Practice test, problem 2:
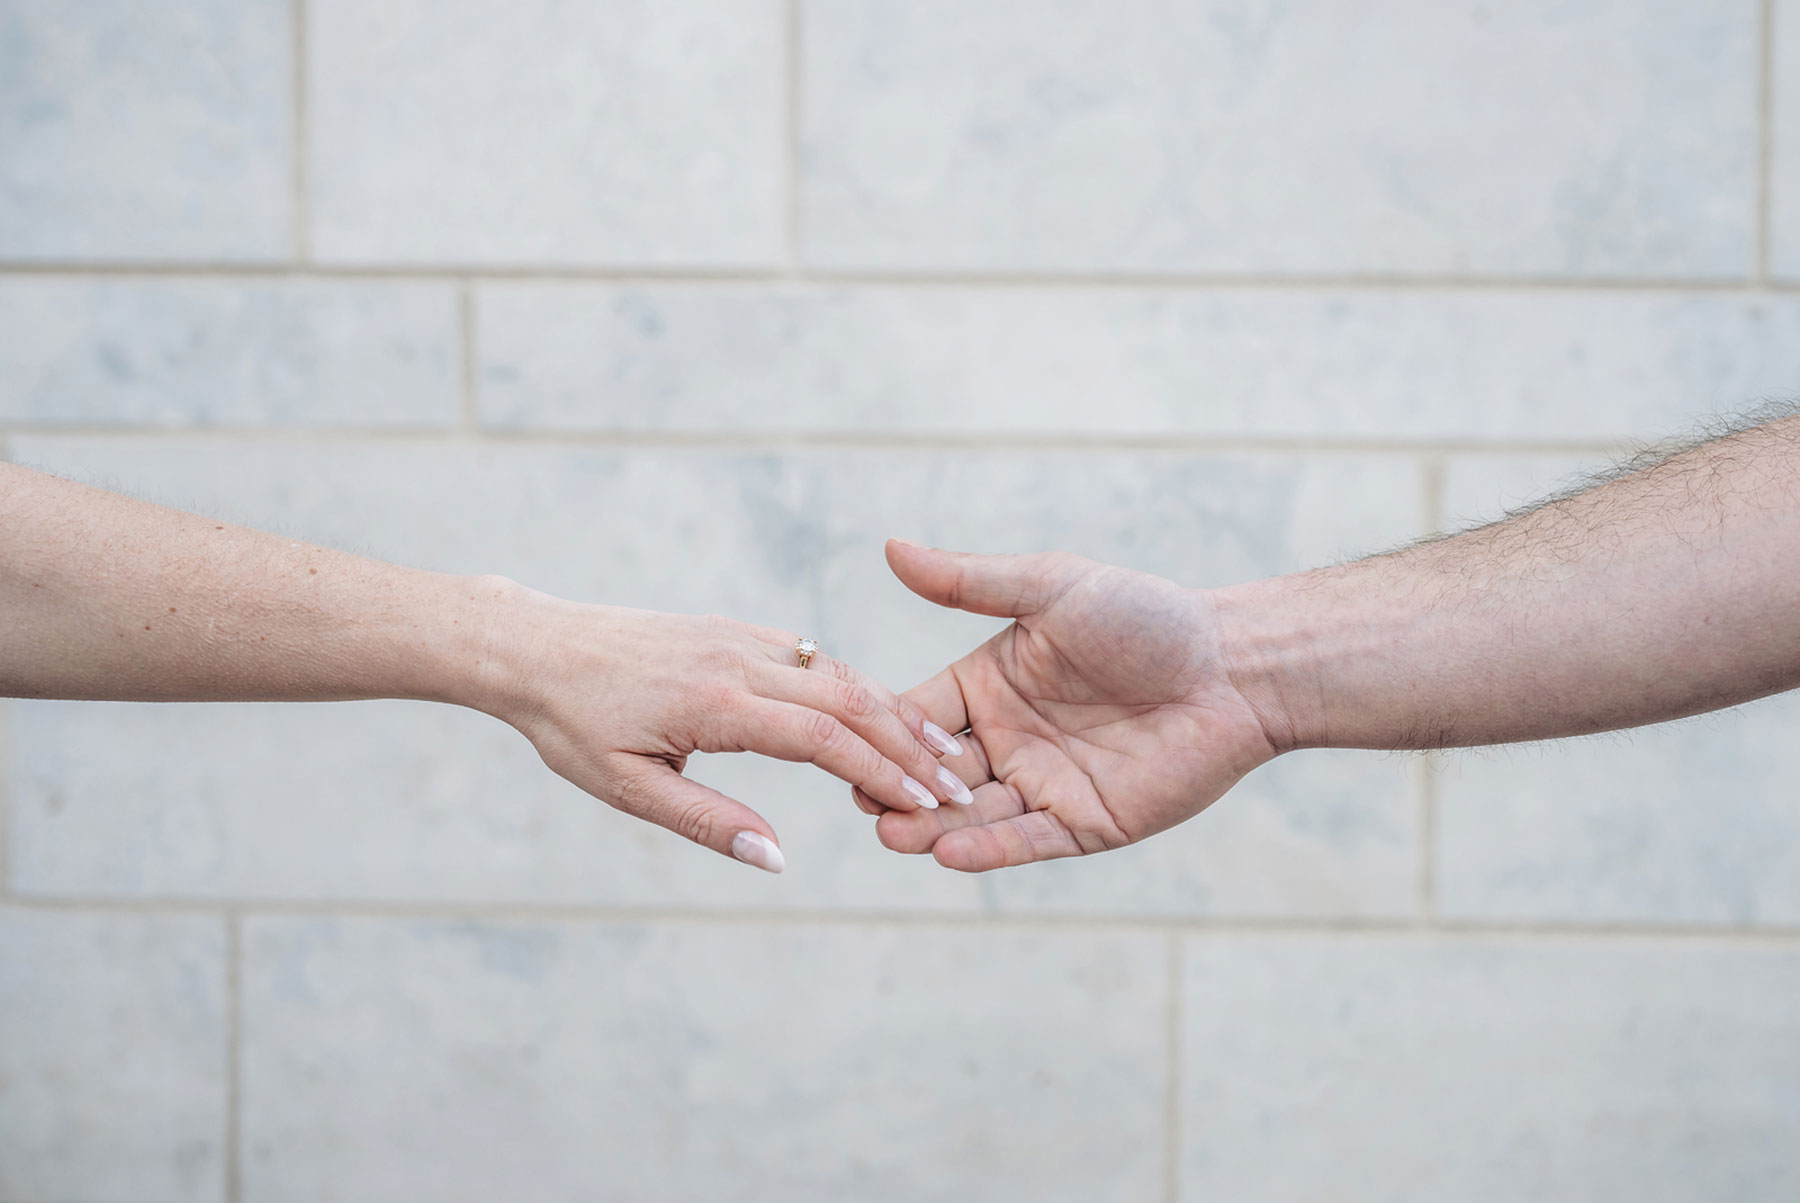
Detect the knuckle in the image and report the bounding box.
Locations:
[832,680,880,722]
[699,681,743,721]
[716,648,757,683]
[670,797,721,847]
[803,709,848,751]
[605,766,648,816]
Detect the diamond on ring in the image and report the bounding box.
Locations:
[795,637,819,669]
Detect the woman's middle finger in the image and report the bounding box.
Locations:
[750,655,972,806]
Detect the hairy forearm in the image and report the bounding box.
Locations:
[0,462,516,710]
[1218,415,1800,751]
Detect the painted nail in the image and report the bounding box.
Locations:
[902,776,939,810]
[937,766,975,806]
[731,831,786,874]
[922,720,965,757]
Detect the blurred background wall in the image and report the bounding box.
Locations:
[4,1,1800,1199]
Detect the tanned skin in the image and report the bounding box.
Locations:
[874,414,1800,873]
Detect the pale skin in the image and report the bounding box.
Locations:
[0,462,973,875]
[872,414,1800,873]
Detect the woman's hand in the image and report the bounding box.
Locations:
[472,579,969,873]
[0,464,961,874]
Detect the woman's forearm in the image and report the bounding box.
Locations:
[1218,415,1800,751]
[0,462,507,708]
[0,461,966,869]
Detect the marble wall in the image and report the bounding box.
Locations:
[4,2,1798,1199]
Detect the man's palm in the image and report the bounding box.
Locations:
[874,543,1277,872]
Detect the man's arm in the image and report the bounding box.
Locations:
[1,463,968,872]
[872,412,1800,872]
[1220,413,1800,753]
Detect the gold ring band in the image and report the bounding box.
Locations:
[795,637,819,669]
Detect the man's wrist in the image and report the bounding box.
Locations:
[1208,573,1332,755]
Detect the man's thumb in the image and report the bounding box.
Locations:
[884,539,1082,619]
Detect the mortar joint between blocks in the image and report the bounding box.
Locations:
[1757,0,1776,282]
[1163,930,1183,1203]
[783,0,804,277]
[0,429,9,901]
[225,909,244,1203]
[458,281,479,434]
[291,0,310,265]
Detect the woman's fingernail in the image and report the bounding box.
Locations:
[937,766,975,806]
[902,776,939,810]
[922,720,964,757]
[731,831,786,874]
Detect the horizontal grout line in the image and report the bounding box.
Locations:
[0,260,1796,294]
[0,424,1638,459]
[6,894,1800,944]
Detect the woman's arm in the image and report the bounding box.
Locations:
[0,462,969,873]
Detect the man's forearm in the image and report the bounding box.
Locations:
[1217,415,1800,751]
[0,462,511,710]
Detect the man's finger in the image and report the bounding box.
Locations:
[876,779,1024,854]
[931,810,1087,873]
[900,664,971,744]
[885,539,1088,619]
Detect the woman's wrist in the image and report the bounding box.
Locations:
[415,572,553,725]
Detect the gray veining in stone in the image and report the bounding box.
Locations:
[803,0,1757,277]
[242,917,1165,1202]
[0,0,291,261]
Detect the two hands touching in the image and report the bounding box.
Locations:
[1,461,1250,878]
[9,413,1800,876]
[477,539,1259,876]
[605,410,1800,875]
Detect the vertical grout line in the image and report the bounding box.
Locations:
[1163,932,1183,1203]
[225,911,244,1203]
[784,0,803,275]
[1420,453,1446,538]
[0,699,10,898]
[0,431,10,897]
[1758,0,1776,281]
[1414,753,1440,923]
[292,0,310,263]
[458,282,479,433]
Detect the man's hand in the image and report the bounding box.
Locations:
[872,417,1800,876]
[867,540,1278,873]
